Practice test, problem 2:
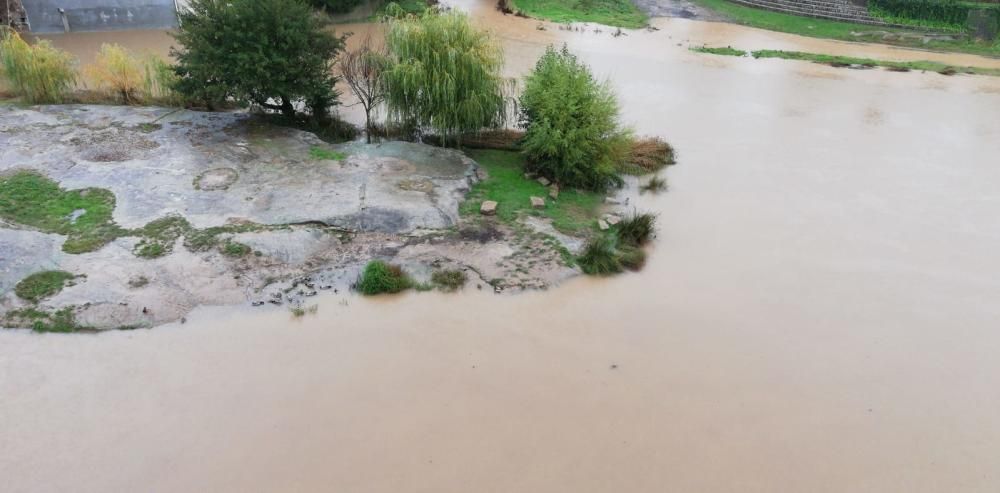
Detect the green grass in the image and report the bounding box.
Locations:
[309,146,347,161]
[509,0,648,28]
[220,240,252,257]
[460,150,604,236]
[690,0,1000,57]
[3,306,83,332]
[694,46,1000,76]
[0,171,123,253]
[375,0,428,18]
[14,271,76,302]
[356,260,413,295]
[577,235,623,275]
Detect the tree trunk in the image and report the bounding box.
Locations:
[280,96,295,118]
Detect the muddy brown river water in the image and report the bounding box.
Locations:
[5,2,1000,491]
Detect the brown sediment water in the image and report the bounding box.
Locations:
[5,3,1000,491]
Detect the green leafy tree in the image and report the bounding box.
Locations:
[383,11,512,141]
[519,45,630,191]
[171,0,345,118]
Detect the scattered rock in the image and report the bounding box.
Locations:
[604,214,621,225]
[537,177,551,187]
[480,200,498,216]
[605,197,622,205]
[598,219,609,231]
[530,196,545,209]
[549,185,559,200]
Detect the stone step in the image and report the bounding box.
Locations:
[729,0,890,25]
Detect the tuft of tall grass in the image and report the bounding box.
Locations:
[616,212,657,247]
[640,174,667,194]
[577,235,623,275]
[0,27,77,104]
[615,244,646,271]
[356,260,413,295]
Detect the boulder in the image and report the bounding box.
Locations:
[549,185,559,200]
[530,196,546,209]
[598,219,609,231]
[537,176,551,187]
[605,214,621,225]
[480,200,498,216]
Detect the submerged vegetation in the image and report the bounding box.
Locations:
[577,212,657,275]
[501,0,648,28]
[692,46,1000,76]
[356,260,414,295]
[431,269,468,291]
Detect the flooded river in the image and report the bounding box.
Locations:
[5,3,1000,491]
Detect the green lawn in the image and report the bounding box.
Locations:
[509,0,649,28]
[460,149,604,236]
[690,0,1000,57]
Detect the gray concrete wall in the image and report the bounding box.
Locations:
[23,0,178,33]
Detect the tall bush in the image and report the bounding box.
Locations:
[0,28,76,103]
[172,0,345,118]
[519,45,629,191]
[384,11,512,140]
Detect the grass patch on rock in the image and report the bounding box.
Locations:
[220,240,252,257]
[507,0,648,28]
[15,271,77,302]
[0,171,123,253]
[356,260,413,295]
[460,150,603,236]
[3,306,83,332]
[309,146,347,161]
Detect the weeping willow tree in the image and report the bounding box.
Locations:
[0,27,77,103]
[383,11,513,142]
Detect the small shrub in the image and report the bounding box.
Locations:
[431,269,467,291]
[0,28,77,103]
[15,271,76,302]
[577,235,622,275]
[616,212,657,246]
[356,260,413,295]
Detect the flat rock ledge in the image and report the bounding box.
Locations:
[0,105,589,330]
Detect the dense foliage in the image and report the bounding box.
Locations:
[0,28,76,103]
[306,0,365,13]
[172,0,345,118]
[384,11,512,140]
[519,45,629,191]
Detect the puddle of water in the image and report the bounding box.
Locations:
[6,4,1000,491]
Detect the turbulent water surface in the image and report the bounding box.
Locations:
[5,3,1000,491]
